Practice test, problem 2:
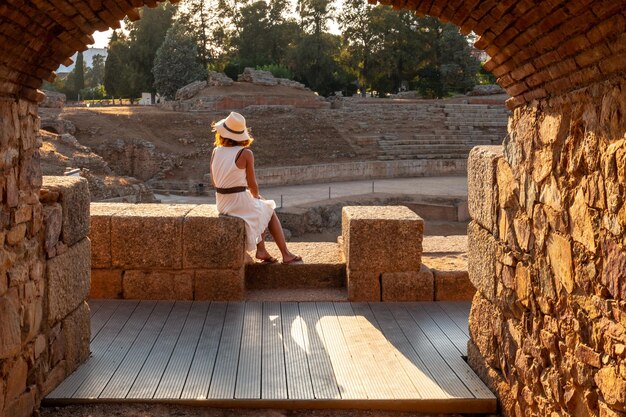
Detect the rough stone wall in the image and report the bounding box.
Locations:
[0,99,91,417]
[467,78,626,416]
[90,203,246,301]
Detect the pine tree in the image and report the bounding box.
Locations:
[153,23,207,100]
[104,30,131,102]
[74,52,85,97]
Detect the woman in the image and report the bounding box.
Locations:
[210,112,301,264]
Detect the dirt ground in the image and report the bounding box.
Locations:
[39,403,494,417]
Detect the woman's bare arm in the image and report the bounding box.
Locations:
[239,149,260,198]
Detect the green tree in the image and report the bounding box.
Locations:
[74,52,85,97]
[86,54,106,87]
[125,3,177,100]
[153,22,207,99]
[104,30,131,101]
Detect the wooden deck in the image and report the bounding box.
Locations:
[44,300,496,413]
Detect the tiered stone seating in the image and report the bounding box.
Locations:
[334,101,509,161]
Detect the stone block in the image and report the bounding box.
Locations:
[5,356,27,401]
[47,238,91,325]
[182,205,245,269]
[546,231,574,294]
[195,269,245,300]
[123,270,194,300]
[381,265,434,301]
[468,292,501,370]
[42,176,90,246]
[347,270,380,301]
[90,203,128,268]
[467,221,497,303]
[62,301,90,372]
[90,269,123,299]
[42,361,68,397]
[467,146,503,234]
[111,204,196,269]
[4,388,36,417]
[0,294,20,359]
[342,206,423,273]
[434,270,476,301]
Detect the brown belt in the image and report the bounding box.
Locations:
[216,186,247,194]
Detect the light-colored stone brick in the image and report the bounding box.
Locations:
[47,238,91,325]
[42,176,90,246]
[62,301,90,373]
[111,204,195,269]
[468,146,503,234]
[347,270,380,301]
[434,270,476,301]
[89,203,127,268]
[467,221,497,302]
[195,269,245,300]
[342,206,423,273]
[90,269,123,299]
[382,265,434,301]
[183,205,245,269]
[123,270,194,300]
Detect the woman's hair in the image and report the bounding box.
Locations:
[213,132,254,148]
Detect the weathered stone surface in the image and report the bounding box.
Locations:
[207,71,234,86]
[381,265,433,301]
[47,238,91,325]
[601,239,626,300]
[183,205,245,269]
[195,269,245,301]
[238,67,277,86]
[546,232,574,294]
[569,187,597,253]
[43,203,62,256]
[90,269,123,299]
[4,388,36,417]
[40,89,66,108]
[347,270,380,301]
[467,221,497,302]
[595,366,626,411]
[111,204,195,269]
[5,356,27,401]
[467,84,505,96]
[342,206,422,273]
[89,203,127,268]
[175,80,207,100]
[123,270,194,300]
[434,270,476,301]
[42,176,90,246]
[62,301,90,373]
[468,146,503,234]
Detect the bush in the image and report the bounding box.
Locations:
[256,64,293,79]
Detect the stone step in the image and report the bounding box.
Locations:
[377,154,469,160]
[246,288,348,301]
[381,147,473,155]
[245,242,346,290]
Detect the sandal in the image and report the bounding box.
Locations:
[282,255,303,265]
[256,256,278,264]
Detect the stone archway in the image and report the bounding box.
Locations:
[1,1,626,416]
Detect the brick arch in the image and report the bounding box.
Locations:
[1,0,625,107]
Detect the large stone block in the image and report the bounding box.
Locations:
[4,388,36,417]
[5,356,27,401]
[468,292,501,370]
[467,146,503,234]
[381,265,434,301]
[90,269,123,299]
[47,238,91,325]
[342,206,423,272]
[434,270,476,301]
[90,203,128,268]
[467,221,497,302]
[111,204,196,269]
[123,270,194,300]
[0,293,21,359]
[347,270,380,301]
[195,269,245,300]
[61,301,90,373]
[183,205,245,269]
[42,176,90,246]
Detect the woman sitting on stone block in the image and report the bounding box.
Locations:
[210,111,302,264]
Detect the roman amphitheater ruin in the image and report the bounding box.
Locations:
[1,1,625,417]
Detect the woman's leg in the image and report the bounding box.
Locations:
[267,212,299,262]
[255,234,273,261]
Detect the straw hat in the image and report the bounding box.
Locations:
[213,112,251,142]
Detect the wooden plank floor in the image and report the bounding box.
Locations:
[45,300,496,413]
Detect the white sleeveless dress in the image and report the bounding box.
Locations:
[211,146,276,251]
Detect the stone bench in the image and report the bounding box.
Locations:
[90,203,246,300]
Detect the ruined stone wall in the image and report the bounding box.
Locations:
[0,96,90,417]
[467,79,626,416]
[90,203,246,301]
